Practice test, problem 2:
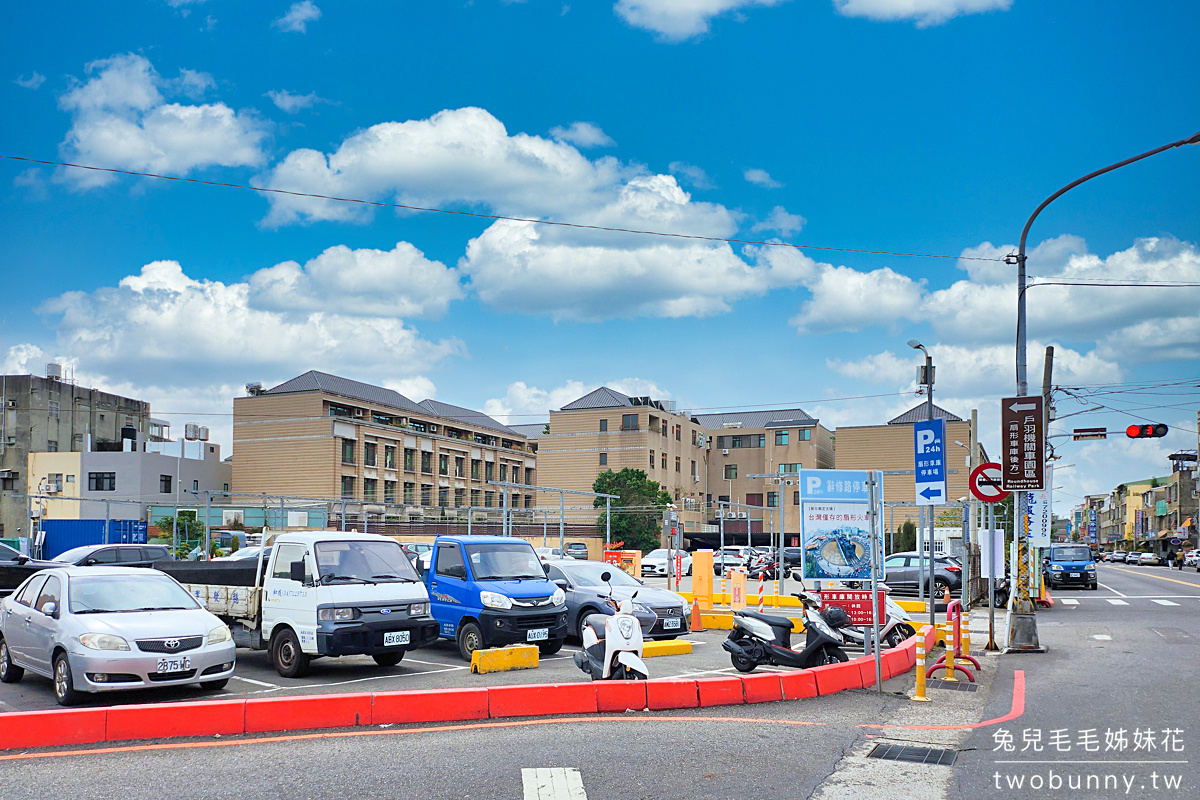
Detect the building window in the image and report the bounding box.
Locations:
[47,440,58,452]
[599,419,608,432]
[421,452,433,474]
[767,492,779,508]
[649,452,655,469]
[159,475,172,493]
[794,491,800,505]
[48,400,60,420]
[364,442,377,467]
[779,463,800,474]
[455,457,465,478]
[404,449,415,471]
[328,403,354,418]
[724,465,737,480]
[439,454,449,476]
[485,462,494,481]
[717,494,729,504]
[525,494,533,509]
[385,480,396,503]
[364,478,377,501]
[484,491,494,508]
[622,413,638,431]
[385,445,396,470]
[421,484,432,505]
[675,456,681,473]
[775,430,789,446]
[223,483,229,493]
[438,488,449,507]
[661,420,669,436]
[799,429,811,441]
[661,451,666,469]
[404,482,415,504]
[746,493,763,507]
[192,480,199,491]
[675,425,681,441]
[599,453,608,467]
[341,438,355,464]
[500,464,508,482]
[471,489,480,506]
[341,476,355,499]
[691,460,697,478]
[471,459,481,480]
[455,488,465,506]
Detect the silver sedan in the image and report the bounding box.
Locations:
[0,566,236,705]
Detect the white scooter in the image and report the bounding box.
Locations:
[572,574,650,680]
[837,589,916,650]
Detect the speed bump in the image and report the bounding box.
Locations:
[642,639,693,657]
[470,644,539,674]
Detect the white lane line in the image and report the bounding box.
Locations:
[1152,599,1180,606]
[231,675,279,688]
[1099,583,1127,597]
[1093,634,1112,641]
[1060,599,1079,606]
[522,767,588,800]
[1105,599,1129,606]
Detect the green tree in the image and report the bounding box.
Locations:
[155,515,208,559]
[592,468,671,553]
[892,520,917,553]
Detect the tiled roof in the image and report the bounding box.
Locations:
[265,371,424,413]
[417,399,516,436]
[560,386,633,411]
[694,409,817,430]
[887,403,964,425]
[508,423,548,440]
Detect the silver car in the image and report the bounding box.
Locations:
[0,566,236,706]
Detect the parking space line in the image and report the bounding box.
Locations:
[1098,583,1127,597]
[231,676,279,688]
[522,767,588,800]
[1060,599,1079,606]
[1152,599,1179,606]
[1105,599,1129,606]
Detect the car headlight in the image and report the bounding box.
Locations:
[207,624,232,645]
[78,633,130,651]
[1050,565,1063,571]
[1085,565,1096,571]
[551,588,565,606]
[317,607,360,622]
[480,591,512,610]
[409,602,428,616]
[632,602,651,614]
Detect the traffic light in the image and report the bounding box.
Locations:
[1126,423,1168,439]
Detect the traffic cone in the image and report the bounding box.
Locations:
[943,585,951,606]
[690,597,703,631]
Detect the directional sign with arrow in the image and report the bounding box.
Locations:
[1000,395,1045,491]
[969,462,1010,503]
[913,418,947,506]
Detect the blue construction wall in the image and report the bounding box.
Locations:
[41,519,149,559]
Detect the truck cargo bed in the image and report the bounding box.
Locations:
[155,559,267,588]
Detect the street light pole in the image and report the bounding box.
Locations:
[1004,129,1200,651]
[909,340,935,627]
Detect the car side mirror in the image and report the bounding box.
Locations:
[289,560,306,583]
[85,558,98,566]
[553,579,569,589]
[41,601,58,617]
[15,555,28,565]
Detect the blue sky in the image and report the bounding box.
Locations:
[3,0,1198,517]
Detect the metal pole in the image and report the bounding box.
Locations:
[888,504,893,556]
[279,496,285,534]
[917,506,925,603]
[559,492,565,554]
[104,499,111,544]
[719,502,726,594]
[928,503,936,630]
[605,497,611,549]
[987,501,998,650]
[468,505,473,537]
[172,502,178,556]
[868,472,882,692]
[204,490,211,560]
[542,509,547,547]
[341,500,346,531]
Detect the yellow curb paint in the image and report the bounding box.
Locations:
[642,640,693,658]
[470,644,539,674]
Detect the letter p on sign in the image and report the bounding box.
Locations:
[807,477,822,495]
[916,430,935,452]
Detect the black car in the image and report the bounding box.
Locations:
[0,541,57,598]
[51,543,174,569]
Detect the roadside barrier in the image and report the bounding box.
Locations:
[470,644,539,675]
[0,641,922,751]
[641,640,692,657]
[929,600,979,682]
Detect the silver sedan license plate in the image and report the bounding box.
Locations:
[156,656,191,673]
[526,628,548,642]
[663,617,681,630]
[383,631,410,647]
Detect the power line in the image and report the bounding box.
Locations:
[2,154,1006,263]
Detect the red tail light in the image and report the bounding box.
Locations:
[944,565,961,572]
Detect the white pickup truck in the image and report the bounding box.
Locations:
[156,530,438,677]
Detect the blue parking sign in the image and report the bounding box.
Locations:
[913,418,946,505]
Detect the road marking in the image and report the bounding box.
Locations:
[1098,583,1127,597]
[231,676,278,688]
[1152,599,1180,606]
[1106,567,1200,589]
[1105,599,1129,606]
[522,767,588,799]
[1093,635,1112,641]
[1060,599,1079,606]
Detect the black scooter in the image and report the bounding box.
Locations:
[722,590,850,672]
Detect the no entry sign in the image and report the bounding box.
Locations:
[969,462,1010,503]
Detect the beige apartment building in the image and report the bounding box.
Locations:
[834,403,977,527]
[233,371,535,518]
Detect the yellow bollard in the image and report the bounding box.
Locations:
[962,610,972,657]
[942,638,959,682]
[912,639,931,702]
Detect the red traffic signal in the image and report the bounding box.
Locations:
[1126,423,1168,439]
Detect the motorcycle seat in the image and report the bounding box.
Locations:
[737,610,795,630]
[582,614,609,638]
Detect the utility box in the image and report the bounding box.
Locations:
[603,549,641,578]
[691,550,714,609]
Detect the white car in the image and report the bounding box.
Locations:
[1138,552,1161,566]
[641,549,693,577]
[1184,550,1200,568]
[534,547,564,562]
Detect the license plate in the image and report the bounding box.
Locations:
[663,617,681,630]
[526,628,548,642]
[156,656,190,673]
[383,631,410,647]
[1069,572,1079,577]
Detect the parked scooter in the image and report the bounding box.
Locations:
[723,590,850,672]
[838,590,916,650]
[572,571,650,681]
[990,573,1010,608]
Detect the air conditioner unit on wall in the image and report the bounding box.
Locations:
[354,409,364,418]
[737,511,747,519]
[722,449,729,456]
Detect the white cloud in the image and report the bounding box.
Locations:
[614,0,789,41]
[248,242,463,318]
[743,167,781,188]
[274,1,321,33]
[826,350,912,385]
[57,54,267,188]
[36,259,464,393]
[2,343,46,373]
[265,89,326,113]
[15,72,46,90]
[483,378,672,424]
[168,68,215,100]
[833,0,1011,27]
[549,121,615,148]
[789,265,925,332]
[13,168,48,199]
[752,205,805,236]
[668,161,714,190]
[384,376,438,402]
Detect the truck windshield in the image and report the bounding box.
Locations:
[464,543,546,581]
[314,540,421,584]
[1051,547,1092,562]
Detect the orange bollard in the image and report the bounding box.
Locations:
[690,598,703,632]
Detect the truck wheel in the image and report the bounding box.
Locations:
[271,628,310,678]
[372,652,404,667]
[457,622,483,661]
[538,639,563,656]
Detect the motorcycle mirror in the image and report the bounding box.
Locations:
[600,570,612,583]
